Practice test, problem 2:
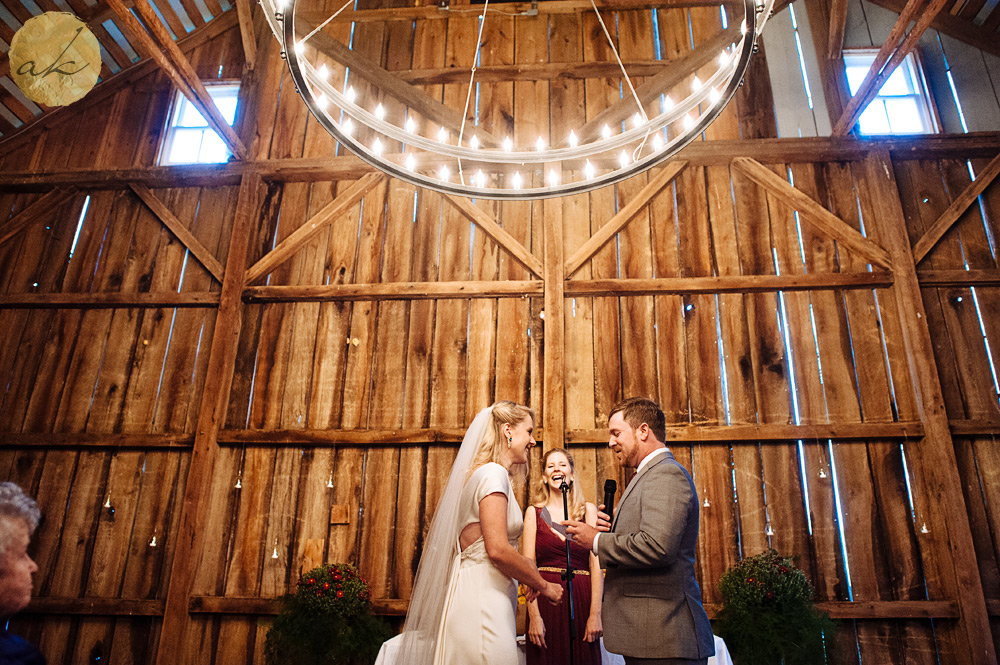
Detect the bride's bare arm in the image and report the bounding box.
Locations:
[480,493,563,605]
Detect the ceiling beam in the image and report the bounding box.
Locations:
[234,0,258,69]
[831,0,949,137]
[105,0,247,159]
[0,187,77,247]
[867,0,1000,59]
[443,194,545,278]
[827,0,849,59]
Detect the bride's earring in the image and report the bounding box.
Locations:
[507,437,512,448]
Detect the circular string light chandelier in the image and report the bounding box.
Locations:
[261,0,775,199]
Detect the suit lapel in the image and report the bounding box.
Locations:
[611,449,674,531]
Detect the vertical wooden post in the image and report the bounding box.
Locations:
[864,150,995,664]
[155,172,262,662]
[543,172,565,453]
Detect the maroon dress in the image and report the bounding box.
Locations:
[526,506,601,665]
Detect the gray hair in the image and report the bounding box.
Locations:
[0,482,40,560]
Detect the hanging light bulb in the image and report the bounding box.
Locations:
[473,170,486,187]
[438,127,448,142]
[718,51,731,67]
[652,132,664,150]
[619,151,630,168]
[631,112,643,128]
[469,135,480,150]
[662,95,674,111]
[318,64,329,80]
[535,136,546,151]
[294,41,304,55]
[372,138,383,156]
[709,88,722,105]
[568,130,578,147]
[317,93,328,110]
[584,160,595,179]
[345,86,356,103]
[405,153,416,170]
[342,118,354,137]
[683,113,695,130]
[601,124,612,140]
[375,103,386,120]
[547,169,559,186]
[503,136,513,152]
[692,76,703,91]
[512,171,522,190]
[405,116,416,133]
[439,165,450,181]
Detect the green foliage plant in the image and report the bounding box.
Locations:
[714,550,835,665]
[265,563,392,665]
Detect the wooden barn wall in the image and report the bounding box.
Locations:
[0,5,999,665]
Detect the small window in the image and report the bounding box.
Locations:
[159,83,240,165]
[843,49,938,135]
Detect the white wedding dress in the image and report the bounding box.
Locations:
[433,462,524,665]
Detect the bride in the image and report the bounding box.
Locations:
[398,401,563,665]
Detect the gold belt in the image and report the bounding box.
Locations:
[538,566,590,575]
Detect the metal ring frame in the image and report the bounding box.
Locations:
[265,0,766,200]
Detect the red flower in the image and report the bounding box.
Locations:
[747,577,755,583]
[307,578,316,585]
[323,582,331,590]
[333,573,342,581]
[337,590,344,598]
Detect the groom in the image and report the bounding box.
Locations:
[565,397,714,665]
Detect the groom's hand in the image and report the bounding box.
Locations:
[595,504,612,531]
[562,520,599,550]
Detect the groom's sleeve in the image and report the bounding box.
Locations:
[596,463,691,569]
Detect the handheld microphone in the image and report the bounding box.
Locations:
[603,479,617,522]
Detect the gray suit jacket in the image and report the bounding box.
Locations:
[597,450,714,660]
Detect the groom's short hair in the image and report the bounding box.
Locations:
[610,397,666,443]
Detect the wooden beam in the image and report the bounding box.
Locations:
[398,59,710,86]
[567,421,923,443]
[565,272,893,296]
[244,280,544,302]
[0,292,219,308]
[443,194,545,278]
[543,173,565,453]
[24,598,165,616]
[7,135,1000,190]
[917,269,1000,287]
[156,172,262,660]
[234,0,257,69]
[832,0,949,137]
[867,0,1000,59]
[245,172,383,284]
[827,0,849,59]
[732,157,892,268]
[950,419,1000,437]
[576,30,736,144]
[912,152,1000,264]
[0,188,77,247]
[105,0,247,159]
[215,420,923,447]
[705,600,959,620]
[188,595,407,615]
[301,23,503,148]
[864,149,995,663]
[564,161,687,276]
[0,432,194,449]
[130,184,226,281]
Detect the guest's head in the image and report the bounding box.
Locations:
[608,397,667,468]
[0,482,40,618]
[532,448,585,520]
[472,401,536,472]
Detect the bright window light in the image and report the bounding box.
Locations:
[160,83,240,165]
[843,50,938,136]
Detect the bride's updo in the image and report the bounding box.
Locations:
[469,400,535,474]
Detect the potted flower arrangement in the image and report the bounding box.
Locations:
[713,550,835,665]
[265,563,392,665]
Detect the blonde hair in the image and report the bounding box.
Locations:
[531,448,586,521]
[470,400,535,479]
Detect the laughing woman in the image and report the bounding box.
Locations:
[523,448,603,665]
